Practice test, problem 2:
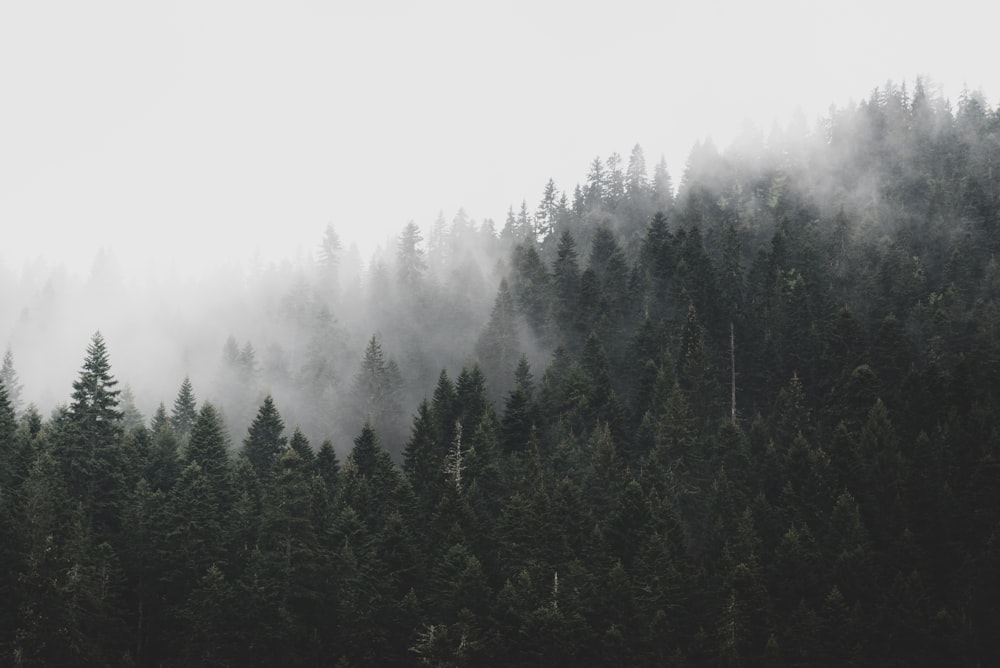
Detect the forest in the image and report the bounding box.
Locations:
[1,79,999,666]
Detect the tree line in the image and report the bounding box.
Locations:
[1,78,999,665]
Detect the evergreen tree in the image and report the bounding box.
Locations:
[318,223,343,298]
[1,347,23,415]
[397,220,426,288]
[652,156,674,213]
[172,376,198,442]
[186,402,232,504]
[536,178,559,239]
[242,395,287,480]
[402,400,444,515]
[288,428,315,469]
[501,356,537,454]
[0,375,17,490]
[552,230,582,339]
[315,439,340,493]
[60,331,125,535]
[150,402,170,434]
[476,278,521,399]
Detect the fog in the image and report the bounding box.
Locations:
[2,1,996,457]
[3,72,997,459]
[2,1,995,280]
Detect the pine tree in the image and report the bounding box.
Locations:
[161,461,228,601]
[511,241,551,338]
[120,384,145,432]
[402,400,443,513]
[605,151,626,204]
[186,402,231,504]
[149,402,170,434]
[0,374,17,490]
[315,439,340,493]
[318,223,342,298]
[60,331,125,535]
[652,156,674,213]
[476,278,521,399]
[352,334,403,453]
[431,369,459,448]
[553,230,582,338]
[1,347,23,415]
[586,156,606,209]
[288,428,315,470]
[172,376,198,442]
[536,178,559,240]
[626,144,649,199]
[242,395,287,480]
[342,422,401,531]
[397,220,426,288]
[251,448,323,661]
[502,356,537,454]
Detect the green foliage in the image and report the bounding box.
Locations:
[242,395,287,480]
[171,376,198,442]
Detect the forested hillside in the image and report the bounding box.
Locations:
[2,80,999,666]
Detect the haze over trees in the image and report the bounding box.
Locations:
[2,79,1000,665]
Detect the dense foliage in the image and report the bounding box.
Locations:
[2,81,999,665]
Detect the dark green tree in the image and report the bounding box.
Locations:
[242,395,287,480]
[185,402,232,505]
[1,347,23,415]
[476,278,521,399]
[60,331,125,535]
[171,376,198,442]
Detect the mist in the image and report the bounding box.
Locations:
[1,210,533,458]
[4,73,1000,664]
[4,77,996,458]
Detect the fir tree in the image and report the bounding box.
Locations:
[172,376,198,442]
[1,347,23,415]
[60,332,125,535]
[242,395,287,480]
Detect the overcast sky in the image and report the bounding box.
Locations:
[1,0,995,281]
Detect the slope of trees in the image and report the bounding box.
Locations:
[1,80,1000,665]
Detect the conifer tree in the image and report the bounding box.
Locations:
[288,428,315,469]
[172,376,198,442]
[476,278,521,399]
[343,422,401,531]
[403,400,443,513]
[501,356,537,453]
[315,439,340,493]
[536,179,559,239]
[430,369,458,448]
[186,402,231,504]
[1,347,23,415]
[242,395,287,480]
[149,402,170,434]
[0,376,16,489]
[553,230,581,337]
[397,220,426,288]
[318,223,342,298]
[652,156,674,213]
[61,332,125,534]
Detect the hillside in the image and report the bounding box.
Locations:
[1,80,999,665]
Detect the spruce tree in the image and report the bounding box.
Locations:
[242,395,287,480]
[172,376,198,442]
[476,278,521,399]
[0,376,16,489]
[186,402,231,504]
[61,331,125,535]
[1,347,23,415]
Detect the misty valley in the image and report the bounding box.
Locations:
[2,80,1000,666]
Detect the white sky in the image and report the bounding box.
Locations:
[1,0,995,281]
